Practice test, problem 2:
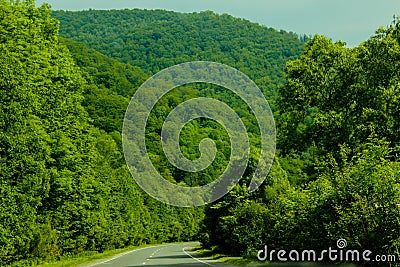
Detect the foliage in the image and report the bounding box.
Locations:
[52,8,305,112]
[0,1,203,265]
[201,18,400,263]
[3,0,399,265]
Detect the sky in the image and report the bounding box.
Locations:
[35,0,400,47]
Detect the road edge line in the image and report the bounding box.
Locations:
[83,244,170,267]
[183,246,215,266]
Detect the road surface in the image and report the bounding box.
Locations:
[82,242,234,267]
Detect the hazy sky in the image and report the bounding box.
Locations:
[36,0,400,47]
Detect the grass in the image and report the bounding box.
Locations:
[192,247,268,266]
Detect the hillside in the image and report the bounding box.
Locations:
[53,9,306,108]
[57,10,306,189]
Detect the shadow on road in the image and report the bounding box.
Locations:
[126,264,216,267]
[125,262,357,267]
[125,264,356,267]
[149,254,191,259]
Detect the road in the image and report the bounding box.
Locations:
[82,242,234,267]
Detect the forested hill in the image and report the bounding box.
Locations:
[53,9,306,104]
[52,9,308,192]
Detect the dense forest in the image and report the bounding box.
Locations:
[1,0,400,266]
[54,8,305,192]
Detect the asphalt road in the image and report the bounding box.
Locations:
[82,242,234,267]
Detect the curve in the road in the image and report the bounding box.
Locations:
[80,242,233,267]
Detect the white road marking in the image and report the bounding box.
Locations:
[84,244,170,266]
[183,247,215,266]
